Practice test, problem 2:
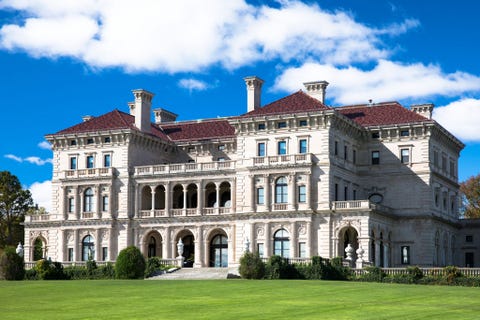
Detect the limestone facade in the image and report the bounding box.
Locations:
[24,77,479,268]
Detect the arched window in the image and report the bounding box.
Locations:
[275,177,288,203]
[82,235,95,261]
[148,236,156,258]
[210,234,228,267]
[273,229,290,258]
[84,188,94,212]
[33,238,44,261]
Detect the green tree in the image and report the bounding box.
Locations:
[0,171,34,247]
[460,174,480,218]
[115,246,146,279]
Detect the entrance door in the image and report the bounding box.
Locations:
[182,235,195,267]
[210,235,228,267]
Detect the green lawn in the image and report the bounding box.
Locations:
[0,280,479,319]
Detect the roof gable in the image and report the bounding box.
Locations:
[242,90,331,117]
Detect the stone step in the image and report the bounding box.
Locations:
[147,267,239,280]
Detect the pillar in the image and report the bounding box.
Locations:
[151,186,156,214]
[163,227,170,259]
[288,174,296,210]
[264,223,271,257]
[231,177,237,213]
[165,182,171,216]
[290,221,297,258]
[197,181,203,215]
[74,229,80,261]
[96,185,102,219]
[95,229,102,261]
[182,184,187,215]
[265,174,271,212]
[194,226,203,267]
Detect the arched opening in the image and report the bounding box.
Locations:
[154,185,165,210]
[172,184,184,209]
[209,232,228,267]
[379,232,384,267]
[82,235,95,261]
[273,228,290,258]
[205,183,216,207]
[145,231,162,258]
[186,184,198,208]
[33,237,45,261]
[370,230,376,265]
[275,177,288,203]
[176,230,194,267]
[141,186,152,210]
[219,182,231,207]
[84,188,94,212]
[339,226,358,260]
[434,231,440,266]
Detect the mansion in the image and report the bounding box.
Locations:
[24,76,478,268]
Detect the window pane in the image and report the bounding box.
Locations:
[275,177,288,203]
[86,156,94,168]
[257,188,264,204]
[278,141,287,155]
[70,157,77,170]
[258,143,265,157]
[298,185,306,203]
[372,151,380,165]
[299,139,307,154]
[401,149,409,163]
[104,154,111,167]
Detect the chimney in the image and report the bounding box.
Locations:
[82,115,94,122]
[244,76,264,112]
[303,81,329,104]
[131,89,154,133]
[153,108,178,124]
[410,103,434,119]
[128,102,135,116]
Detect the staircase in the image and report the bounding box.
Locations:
[147,267,239,280]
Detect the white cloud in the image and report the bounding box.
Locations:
[0,0,417,72]
[38,141,52,150]
[433,98,480,142]
[273,60,480,105]
[178,78,208,91]
[4,154,52,165]
[29,180,51,212]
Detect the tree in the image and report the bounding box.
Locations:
[115,246,146,279]
[0,171,33,247]
[460,174,480,218]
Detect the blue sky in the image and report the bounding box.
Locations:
[0,0,479,210]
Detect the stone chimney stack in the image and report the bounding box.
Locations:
[153,108,178,124]
[132,89,154,133]
[244,76,264,112]
[410,103,434,119]
[303,81,329,104]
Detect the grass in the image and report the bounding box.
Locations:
[1,280,480,319]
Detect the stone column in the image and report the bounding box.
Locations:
[375,240,381,267]
[194,226,203,268]
[290,221,297,258]
[183,184,188,215]
[151,186,156,214]
[249,223,255,253]
[197,181,203,215]
[264,174,271,212]
[163,227,170,258]
[215,183,220,214]
[75,187,80,220]
[96,185,102,219]
[264,223,271,257]
[62,186,67,220]
[289,174,297,210]
[249,175,256,212]
[165,182,171,216]
[231,177,237,213]
[95,229,102,261]
[306,221,312,257]
[306,172,312,210]
[134,183,140,218]
[74,229,80,262]
[384,243,389,268]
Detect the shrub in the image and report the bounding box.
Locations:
[357,266,385,282]
[264,255,298,279]
[407,266,424,282]
[443,266,462,285]
[115,246,146,279]
[239,252,265,279]
[0,246,25,280]
[86,259,97,276]
[64,263,115,280]
[145,257,164,278]
[35,259,66,280]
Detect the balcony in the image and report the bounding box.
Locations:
[63,167,114,179]
[135,161,236,176]
[331,200,390,212]
[252,153,312,167]
[137,207,232,218]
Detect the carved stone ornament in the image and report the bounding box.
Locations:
[298,224,306,235]
[256,227,264,237]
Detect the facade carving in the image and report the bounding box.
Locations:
[23,77,480,268]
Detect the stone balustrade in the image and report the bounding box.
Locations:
[63,167,114,179]
[252,153,312,166]
[135,160,236,176]
[137,207,232,218]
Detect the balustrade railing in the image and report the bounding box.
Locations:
[135,161,236,176]
[252,153,312,167]
[63,167,114,179]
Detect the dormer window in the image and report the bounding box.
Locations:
[277,121,287,129]
[258,123,266,130]
[400,130,410,137]
[299,120,308,127]
[218,145,225,151]
[371,132,380,139]
[104,137,111,143]
[70,140,77,146]
[87,138,94,144]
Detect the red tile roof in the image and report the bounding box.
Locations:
[159,119,235,142]
[241,90,331,117]
[337,102,432,127]
[54,109,170,140]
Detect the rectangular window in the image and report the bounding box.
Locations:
[70,140,77,146]
[257,243,264,257]
[86,155,94,168]
[372,151,380,165]
[298,185,306,203]
[334,141,338,155]
[371,131,380,139]
[353,189,357,201]
[102,196,109,212]
[465,252,474,267]
[344,186,348,201]
[87,138,94,144]
[104,137,111,143]
[466,235,473,243]
[257,187,265,205]
[401,246,410,264]
[299,120,307,127]
[442,155,447,171]
[277,121,287,129]
[258,123,266,130]
[102,247,108,261]
[104,154,111,167]
[401,149,410,164]
[218,144,225,151]
[344,145,348,160]
[278,141,287,155]
[450,161,455,176]
[257,142,266,157]
[353,149,356,164]
[334,183,339,201]
[68,197,74,213]
[400,130,410,137]
[433,150,439,166]
[299,242,307,258]
[68,248,74,262]
[299,139,307,154]
[70,157,77,170]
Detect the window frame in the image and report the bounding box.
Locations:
[299,139,307,154]
[298,185,306,203]
[84,188,94,212]
[257,187,265,205]
[86,155,95,169]
[400,148,410,164]
[275,177,288,204]
[257,142,266,157]
[371,151,380,165]
[277,140,287,155]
